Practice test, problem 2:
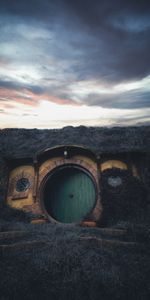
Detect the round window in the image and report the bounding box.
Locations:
[16,178,30,192]
[108,176,122,187]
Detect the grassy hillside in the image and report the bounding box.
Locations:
[0,215,150,300]
[0,126,150,299]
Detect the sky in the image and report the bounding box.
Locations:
[0,0,150,128]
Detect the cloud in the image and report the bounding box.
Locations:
[83,90,150,109]
[0,0,150,83]
[0,81,79,108]
[0,0,149,128]
[0,79,44,94]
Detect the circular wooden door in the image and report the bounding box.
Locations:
[43,166,96,223]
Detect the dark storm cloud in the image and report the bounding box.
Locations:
[0,0,59,18]
[1,0,150,83]
[0,0,150,127]
[64,0,150,27]
[112,115,150,126]
[0,79,44,95]
[1,0,150,20]
[84,90,150,109]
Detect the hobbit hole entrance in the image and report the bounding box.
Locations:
[5,144,146,225]
[42,166,97,223]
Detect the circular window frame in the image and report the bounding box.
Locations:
[15,177,30,192]
[107,176,123,188]
[39,164,98,224]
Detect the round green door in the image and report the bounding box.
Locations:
[43,166,96,223]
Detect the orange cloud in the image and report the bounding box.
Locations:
[0,88,39,107]
[0,87,80,108]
